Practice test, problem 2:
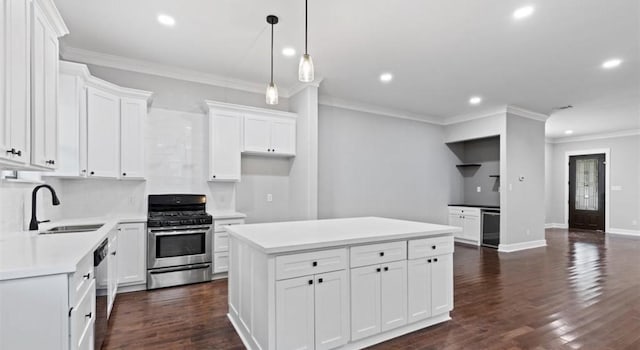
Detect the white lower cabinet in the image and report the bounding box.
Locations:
[448,207,481,244]
[107,231,118,317]
[117,223,146,286]
[351,260,407,341]
[276,270,349,350]
[408,254,453,322]
[70,279,96,350]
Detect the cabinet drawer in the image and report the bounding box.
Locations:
[71,279,96,350]
[408,236,454,259]
[214,219,245,232]
[69,252,94,306]
[276,248,347,280]
[214,232,229,252]
[448,207,480,216]
[350,241,407,268]
[213,252,229,273]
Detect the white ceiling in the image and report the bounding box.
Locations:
[54,0,639,136]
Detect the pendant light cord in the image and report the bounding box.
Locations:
[270,21,274,84]
[305,0,308,54]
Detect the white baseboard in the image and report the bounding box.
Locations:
[498,240,547,252]
[608,228,640,238]
[545,223,568,229]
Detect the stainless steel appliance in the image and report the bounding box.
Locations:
[147,194,213,289]
[481,209,500,248]
[94,239,109,350]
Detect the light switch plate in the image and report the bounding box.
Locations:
[476,186,481,192]
[267,193,273,202]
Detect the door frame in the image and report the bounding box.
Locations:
[563,149,610,232]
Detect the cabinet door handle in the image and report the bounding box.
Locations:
[83,272,91,280]
[312,261,318,267]
[122,173,127,177]
[427,259,432,263]
[384,267,389,271]
[85,312,92,319]
[111,251,117,256]
[318,278,323,283]
[90,171,95,175]
[81,169,87,173]
[432,245,436,249]
[308,279,313,285]
[376,268,381,272]
[379,252,385,257]
[15,149,22,156]
[212,175,216,179]
[5,149,13,154]
[272,149,276,152]
[434,258,438,262]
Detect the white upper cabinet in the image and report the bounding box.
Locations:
[208,110,242,182]
[51,61,151,180]
[1,0,67,170]
[120,97,148,179]
[31,0,59,169]
[243,114,296,156]
[87,87,120,178]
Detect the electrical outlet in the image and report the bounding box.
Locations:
[267,194,273,202]
[476,186,481,193]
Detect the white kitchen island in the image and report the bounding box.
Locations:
[225,216,461,350]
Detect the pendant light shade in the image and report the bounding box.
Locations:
[298,0,314,82]
[266,15,279,105]
[299,54,314,83]
[266,82,278,105]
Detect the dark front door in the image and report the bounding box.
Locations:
[569,154,605,231]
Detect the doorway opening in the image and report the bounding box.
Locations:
[568,154,605,231]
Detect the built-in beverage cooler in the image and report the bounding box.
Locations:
[482,209,500,248]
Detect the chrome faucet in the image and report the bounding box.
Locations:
[29,184,60,231]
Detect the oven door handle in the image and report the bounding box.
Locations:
[149,229,209,236]
[149,263,211,274]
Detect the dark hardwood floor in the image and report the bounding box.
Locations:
[104,229,640,349]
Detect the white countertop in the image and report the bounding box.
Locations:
[208,211,247,220]
[226,216,461,254]
[0,215,146,281]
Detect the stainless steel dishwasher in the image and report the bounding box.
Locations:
[481,209,500,248]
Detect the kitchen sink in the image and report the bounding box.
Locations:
[41,224,104,234]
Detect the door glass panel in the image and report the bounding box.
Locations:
[156,233,205,258]
[575,159,598,211]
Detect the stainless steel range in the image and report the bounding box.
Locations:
[147,194,213,289]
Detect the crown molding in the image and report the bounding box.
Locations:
[288,78,324,97]
[506,105,550,122]
[546,129,640,144]
[59,45,294,97]
[36,0,69,37]
[204,99,297,118]
[318,95,444,125]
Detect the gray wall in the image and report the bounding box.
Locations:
[318,105,462,224]
[503,114,546,245]
[546,135,640,231]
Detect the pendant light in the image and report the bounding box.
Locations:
[298,0,314,82]
[266,15,279,105]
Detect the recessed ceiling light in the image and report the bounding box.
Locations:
[379,73,393,83]
[602,58,622,69]
[282,47,296,57]
[513,6,534,19]
[469,96,482,105]
[157,14,176,27]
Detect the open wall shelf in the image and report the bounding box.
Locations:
[456,163,481,168]
[489,175,500,178]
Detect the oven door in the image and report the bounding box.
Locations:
[148,225,212,269]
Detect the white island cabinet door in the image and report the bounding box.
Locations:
[380,260,407,332]
[276,275,315,350]
[209,112,241,181]
[315,270,349,350]
[431,254,453,315]
[243,115,271,153]
[270,118,296,155]
[350,264,381,341]
[87,87,120,178]
[120,97,146,179]
[407,258,432,323]
[117,223,146,286]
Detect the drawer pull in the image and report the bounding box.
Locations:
[379,252,385,257]
[312,261,318,267]
[434,258,438,262]
[427,259,432,263]
[85,312,92,319]
[432,245,436,249]
[376,268,381,272]
[384,266,389,271]
[318,278,323,283]
[308,279,313,285]
[83,273,91,280]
